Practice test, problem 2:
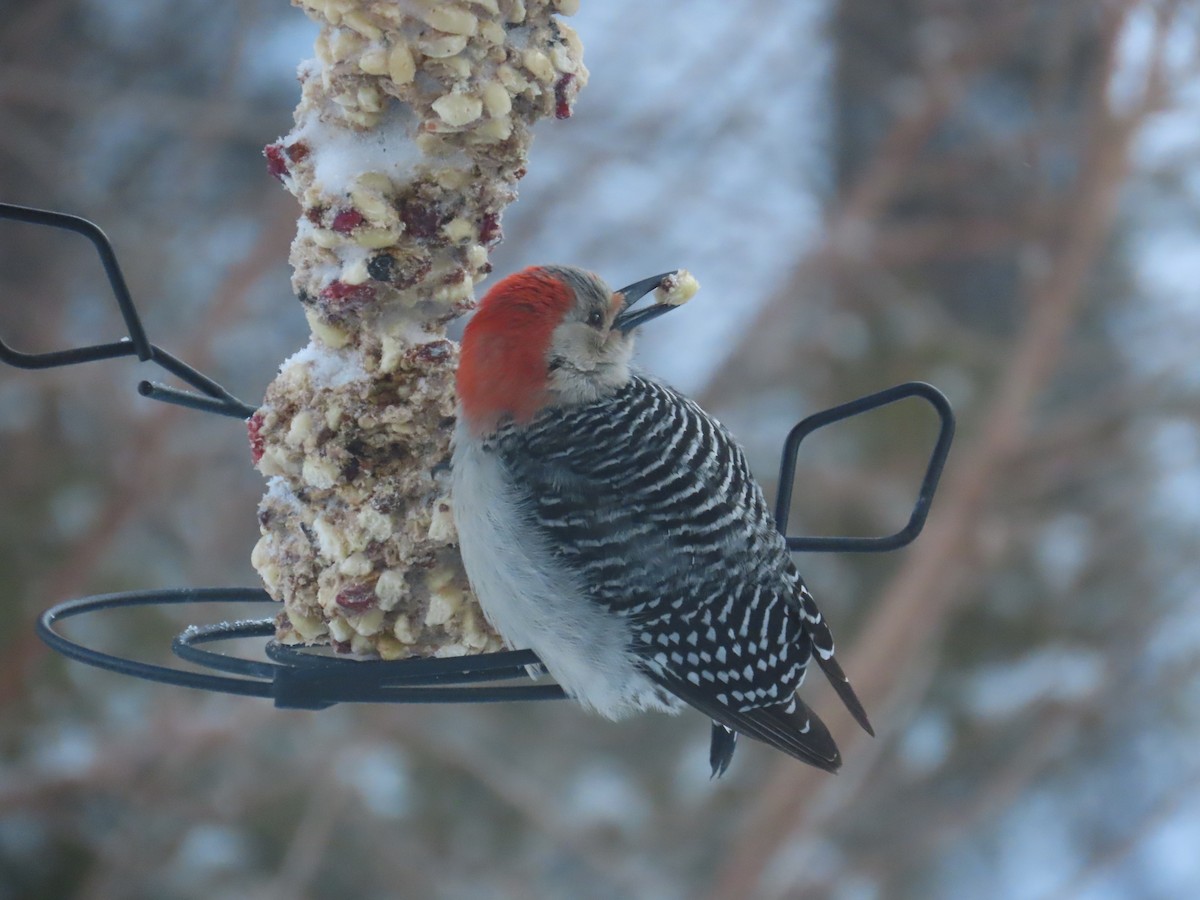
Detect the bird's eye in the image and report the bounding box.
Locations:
[586,309,605,329]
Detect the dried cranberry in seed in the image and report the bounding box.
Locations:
[305,206,325,225]
[336,584,376,611]
[320,280,375,304]
[479,212,501,245]
[331,209,365,234]
[333,640,354,654]
[399,198,444,239]
[247,412,265,464]
[285,141,310,162]
[554,73,575,120]
[264,144,287,180]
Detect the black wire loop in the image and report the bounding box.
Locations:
[0,203,256,419]
[776,381,956,552]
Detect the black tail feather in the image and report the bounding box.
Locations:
[659,673,842,773]
[709,721,738,778]
[817,653,874,736]
[720,695,841,773]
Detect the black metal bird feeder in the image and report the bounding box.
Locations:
[2,202,955,713]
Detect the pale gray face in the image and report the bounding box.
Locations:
[542,266,636,406]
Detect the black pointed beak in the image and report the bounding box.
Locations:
[612,271,679,334]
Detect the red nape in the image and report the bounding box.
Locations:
[457,268,574,433]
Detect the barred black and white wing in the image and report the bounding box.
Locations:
[490,377,871,771]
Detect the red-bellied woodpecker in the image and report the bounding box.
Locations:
[451,266,873,775]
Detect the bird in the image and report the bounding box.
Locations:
[450,265,873,775]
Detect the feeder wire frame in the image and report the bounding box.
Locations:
[6,203,955,708]
[0,202,256,419]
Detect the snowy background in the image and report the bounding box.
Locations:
[1,1,1199,898]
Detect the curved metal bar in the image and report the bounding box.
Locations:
[137,380,257,420]
[0,203,150,360]
[0,335,141,370]
[37,588,276,700]
[171,618,282,680]
[0,203,256,419]
[776,381,956,553]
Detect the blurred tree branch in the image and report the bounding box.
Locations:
[709,3,1179,896]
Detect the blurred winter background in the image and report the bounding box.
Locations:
[2,0,1199,897]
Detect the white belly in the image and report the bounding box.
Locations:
[451,424,679,719]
